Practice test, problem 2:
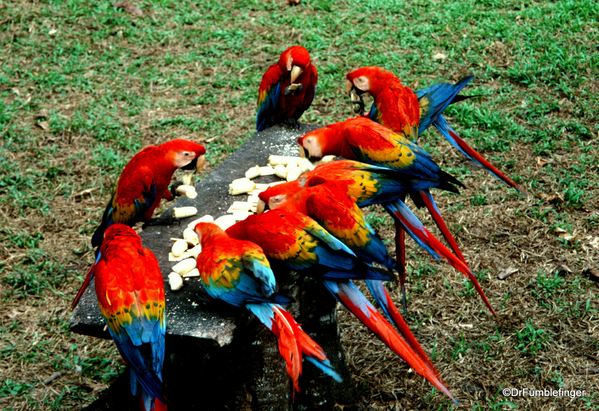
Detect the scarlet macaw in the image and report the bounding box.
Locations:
[345,66,527,195]
[93,224,167,411]
[194,222,342,395]
[257,166,495,316]
[72,139,206,309]
[225,209,457,403]
[295,118,490,308]
[257,45,318,131]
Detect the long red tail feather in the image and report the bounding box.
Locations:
[392,209,497,317]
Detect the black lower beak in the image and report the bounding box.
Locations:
[181,157,198,171]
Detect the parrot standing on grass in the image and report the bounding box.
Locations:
[345,66,527,195]
[225,209,458,404]
[297,118,496,315]
[93,224,167,411]
[257,45,318,131]
[72,139,206,309]
[193,222,342,396]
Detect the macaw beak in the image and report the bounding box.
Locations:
[181,154,206,172]
[290,65,303,83]
[298,144,307,159]
[345,80,365,114]
[256,199,267,214]
[345,79,354,95]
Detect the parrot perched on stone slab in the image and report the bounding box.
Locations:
[345,66,527,195]
[72,139,206,309]
[194,222,342,395]
[93,224,167,411]
[257,45,317,131]
[225,209,457,403]
[258,157,496,316]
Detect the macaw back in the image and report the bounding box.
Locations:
[93,224,166,411]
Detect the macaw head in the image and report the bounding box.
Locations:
[279,45,312,83]
[297,127,329,162]
[194,222,226,247]
[345,66,400,99]
[102,224,141,249]
[257,181,302,213]
[160,139,207,172]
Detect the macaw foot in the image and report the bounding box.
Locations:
[142,216,181,229]
[170,180,184,198]
[284,83,303,95]
[282,118,301,130]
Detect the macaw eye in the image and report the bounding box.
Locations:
[184,152,190,157]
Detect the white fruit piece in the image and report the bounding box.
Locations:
[259,165,276,176]
[172,206,198,219]
[181,173,193,186]
[316,155,336,164]
[172,258,197,275]
[176,185,198,199]
[182,268,200,278]
[187,215,214,230]
[183,228,199,245]
[298,157,315,173]
[214,215,236,231]
[269,155,303,167]
[245,166,261,179]
[168,272,184,291]
[274,164,288,179]
[171,239,188,258]
[187,244,202,258]
[227,201,250,213]
[229,178,256,195]
[286,166,303,182]
[169,251,192,262]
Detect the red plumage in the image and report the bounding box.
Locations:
[257,46,318,131]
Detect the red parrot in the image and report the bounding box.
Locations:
[296,117,464,259]
[226,209,458,404]
[345,66,527,195]
[193,222,342,395]
[257,166,496,316]
[93,224,167,411]
[72,139,206,309]
[295,118,488,304]
[257,45,318,131]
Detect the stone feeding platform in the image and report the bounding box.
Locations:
[70,124,364,411]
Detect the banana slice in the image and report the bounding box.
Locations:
[286,166,303,182]
[182,268,200,278]
[214,215,237,231]
[229,178,255,195]
[183,228,199,245]
[168,272,184,291]
[245,166,261,179]
[176,185,197,199]
[274,164,288,179]
[172,239,188,258]
[172,258,197,275]
[172,206,198,219]
[269,155,303,167]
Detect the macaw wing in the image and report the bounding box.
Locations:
[94,255,165,403]
[415,75,474,136]
[257,64,283,131]
[199,247,273,307]
[91,168,157,248]
[241,243,276,297]
[345,127,440,182]
[292,65,318,121]
[304,191,373,251]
